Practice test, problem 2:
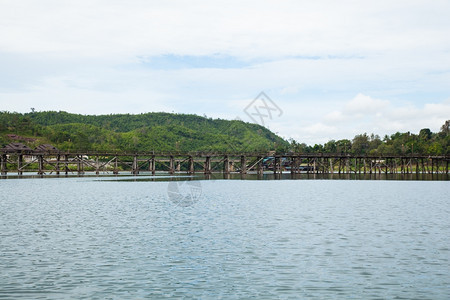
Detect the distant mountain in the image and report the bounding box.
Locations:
[0,111,289,153]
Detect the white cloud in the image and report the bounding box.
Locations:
[324,111,345,122]
[1,0,449,58]
[0,1,449,145]
[316,94,450,142]
[345,93,389,114]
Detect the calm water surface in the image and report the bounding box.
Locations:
[0,176,449,299]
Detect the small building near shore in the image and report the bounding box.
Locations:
[35,144,59,153]
[1,142,33,153]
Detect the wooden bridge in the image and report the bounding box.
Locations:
[0,149,448,176]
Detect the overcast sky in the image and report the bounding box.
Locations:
[1,0,449,144]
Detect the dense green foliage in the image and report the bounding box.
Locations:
[0,111,288,152]
[290,120,450,155]
[0,111,448,155]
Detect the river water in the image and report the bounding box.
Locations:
[1,175,449,299]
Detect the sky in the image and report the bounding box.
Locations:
[1,0,449,145]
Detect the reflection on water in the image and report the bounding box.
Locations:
[0,176,449,299]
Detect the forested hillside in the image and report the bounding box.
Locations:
[0,111,448,154]
[0,111,288,152]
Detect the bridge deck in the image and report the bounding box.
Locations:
[1,151,448,176]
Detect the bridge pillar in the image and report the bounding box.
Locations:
[446,159,448,174]
[78,155,85,175]
[56,154,60,175]
[95,155,100,175]
[113,156,119,174]
[274,156,281,175]
[240,156,247,174]
[64,155,69,175]
[188,156,194,174]
[290,156,295,174]
[257,156,263,175]
[38,155,44,175]
[204,156,211,174]
[132,155,139,175]
[313,158,317,174]
[169,156,174,174]
[18,154,23,175]
[306,158,310,174]
[431,158,433,174]
[1,154,7,175]
[223,156,229,174]
[150,156,155,174]
[416,158,419,174]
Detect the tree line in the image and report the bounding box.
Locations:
[0,111,448,155]
[289,121,449,155]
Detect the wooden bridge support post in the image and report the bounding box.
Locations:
[240,156,247,174]
[188,156,195,174]
[132,155,139,175]
[290,156,297,174]
[257,156,263,175]
[38,155,44,175]
[223,156,229,174]
[363,158,367,174]
[204,156,211,174]
[404,158,407,174]
[76,156,80,175]
[18,154,23,175]
[169,156,174,174]
[150,156,155,174]
[95,156,100,175]
[431,158,434,174]
[56,154,60,175]
[64,155,69,175]
[113,157,119,174]
[274,156,280,175]
[416,159,419,175]
[306,158,310,175]
[446,159,448,175]
[1,154,6,175]
[78,155,85,175]
[384,158,388,174]
[313,158,317,174]
[421,158,425,174]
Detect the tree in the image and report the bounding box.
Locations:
[440,120,449,135]
[323,140,337,153]
[419,128,432,140]
[352,133,370,154]
[336,139,351,153]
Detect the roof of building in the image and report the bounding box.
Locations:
[35,144,59,152]
[1,143,33,152]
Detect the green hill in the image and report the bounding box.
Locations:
[0,111,289,153]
